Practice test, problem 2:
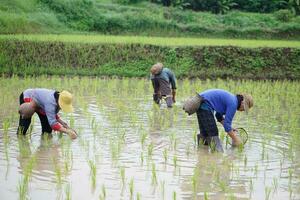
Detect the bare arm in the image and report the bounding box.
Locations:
[227,129,242,146]
[57,118,69,129]
[57,126,77,139]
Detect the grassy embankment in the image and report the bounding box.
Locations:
[1,0,300,39]
[1,35,299,79]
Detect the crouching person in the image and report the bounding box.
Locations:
[183,89,253,152]
[17,88,77,139]
[150,63,176,107]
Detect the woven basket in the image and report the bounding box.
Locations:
[183,94,203,115]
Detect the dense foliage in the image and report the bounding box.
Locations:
[1,0,300,38]
[0,39,299,79]
[154,0,300,14]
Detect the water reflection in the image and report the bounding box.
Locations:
[17,134,65,183]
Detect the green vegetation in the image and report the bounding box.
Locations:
[0,36,299,79]
[1,0,300,39]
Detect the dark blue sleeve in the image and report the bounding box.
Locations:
[215,112,224,122]
[223,105,237,132]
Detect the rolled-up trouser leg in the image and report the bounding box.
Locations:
[17,93,32,135]
[165,96,173,108]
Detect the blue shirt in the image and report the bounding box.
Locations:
[199,89,238,132]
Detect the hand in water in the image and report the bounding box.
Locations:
[67,129,77,139]
[232,129,242,146]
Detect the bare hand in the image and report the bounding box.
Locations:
[67,129,77,139]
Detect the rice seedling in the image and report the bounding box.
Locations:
[173,191,176,200]
[65,183,71,200]
[151,163,158,185]
[147,143,154,157]
[272,177,278,192]
[120,167,125,185]
[136,192,141,200]
[163,148,168,163]
[140,130,148,148]
[99,184,106,200]
[193,131,197,146]
[265,186,272,200]
[191,168,200,194]
[88,160,97,188]
[249,178,254,194]
[173,155,178,168]
[18,176,29,200]
[52,158,62,186]
[140,152,144,165]
[204,191,209,200]
[129,178,134,199]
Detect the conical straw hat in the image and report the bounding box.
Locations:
[183,94,203,115]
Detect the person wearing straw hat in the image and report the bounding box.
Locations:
[183,89,253,152]
[150,63,177,107]
[17,88,77,139]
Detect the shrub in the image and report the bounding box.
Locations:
[274,9,295,22]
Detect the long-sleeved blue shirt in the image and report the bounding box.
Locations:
[199,89,238,132]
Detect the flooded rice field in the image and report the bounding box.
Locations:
[0,76,299,200]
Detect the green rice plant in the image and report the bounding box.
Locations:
[265,186,272,200]
[173,139,178,150]
[193,131,197,146]
[129,178,134,199]
[288,168,293,183]
[136,192,141,200]
[140,130,147,148]
[191,168,199,194]
[173,191,176,200]
[120,167,125,185]
[169,132,176,148]
[151,163,157,185]
[147,143,154,157]
[17,176,29,200]
[69,114,75,129]
[272,177,278,192]
[217,179,227,192]
[173,155,178,168]
[88,160,97,188]
[24,155,37,179]
[185,144,190,156]
[140,152,144,165]
[52,158,62,185]
[65,183,71,200]
[244,155,248,167]
[204,191,209,200]
[163,148,168,163]
[99,184,106,200]
[249,178,254,194]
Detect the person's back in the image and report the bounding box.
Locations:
[150,63,176,107]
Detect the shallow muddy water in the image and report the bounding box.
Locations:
[0,77,299,200]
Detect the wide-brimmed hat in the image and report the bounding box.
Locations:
[150,63,163,75]
[58,90,74,113]
[183,94,203,115]
[242,93,253,113]
[19,102,35,119]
